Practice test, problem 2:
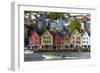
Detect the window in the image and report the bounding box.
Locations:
[76,41,78,43]
[82,37,85,39]
[43,40,45,43]
[82,41,85,43]
[77,37,79,39]
[45,41,47,43]
[49,41,51,43]
[43,36,46,39]
[49,37,51,39]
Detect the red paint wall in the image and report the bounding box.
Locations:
[29,32,40,46]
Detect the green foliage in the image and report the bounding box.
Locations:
[30,19,36,25]
[68,19,81,32]
[41,25,49,31]
[24,31,28,46]
[45,12,64,20]
[24,31,28,40]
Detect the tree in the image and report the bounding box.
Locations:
[41,25,49,31]
[24,31,28,47]
[44,12,64,20]
[68,19,81,32]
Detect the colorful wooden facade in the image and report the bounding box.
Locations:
[41,30,53,49]
[28,31,40,49]
[62,34,70,49]
[70,29,81,48]
[53,32,62,49]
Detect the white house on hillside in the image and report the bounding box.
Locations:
[81,31,90,48]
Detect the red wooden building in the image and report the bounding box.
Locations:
[28,31,40,49]
[53,31,62,49]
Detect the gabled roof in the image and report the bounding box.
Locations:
[81,31,90,37]
[71,29,80,35]
[50,30,70,38]
[41,30,53,37]
[29,31,39,37]
[53,31,62,37]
